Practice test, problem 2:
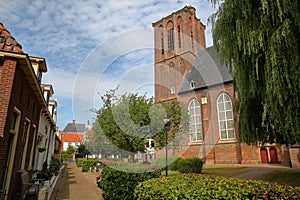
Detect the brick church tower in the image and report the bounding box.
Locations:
[152,5,206,102]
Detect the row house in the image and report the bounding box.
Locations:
[34,84,58,172]
[0,23,59,199]
[60,120,86,151]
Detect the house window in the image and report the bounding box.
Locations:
[217,93,235,140]
[167,28,174,51]
[188,99,202,142]
[20,119,31,169]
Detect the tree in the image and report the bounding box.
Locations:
[76,143,90,158]
[209,0,300,144]
[61,145,75,161]
[91,88,188,159]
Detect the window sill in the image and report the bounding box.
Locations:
[218,139,237,144]
[189,141,203,145]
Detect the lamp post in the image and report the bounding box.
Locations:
[163,119,171,176]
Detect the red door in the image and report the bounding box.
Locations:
[260,148,268,164]
[269,148,279,164]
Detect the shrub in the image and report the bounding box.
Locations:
[81,159,98,172]
[176,158,203,174]
[134,174,300,199]
[99,165,161,200]
[76,158,85,167]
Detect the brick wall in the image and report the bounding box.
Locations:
[289,147,300,168]
[0,58,42,199]
[240,144,260,164]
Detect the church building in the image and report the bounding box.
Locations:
[153,5,295,166]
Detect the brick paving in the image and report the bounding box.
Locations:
[55,163,103,200]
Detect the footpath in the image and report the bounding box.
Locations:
[55,163,103,200]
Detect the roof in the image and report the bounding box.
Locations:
[62,133,84,143]
[0,23,23,53]
[63,121,86,133]
[179,46,233,94]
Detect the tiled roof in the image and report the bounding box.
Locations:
[179,46,233,93]
[0,23,23,53]
[63,122,86,133]
[62,133,84,143]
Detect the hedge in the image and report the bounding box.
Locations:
[75,158,100,172]
[98,165,161,200]
[134,174,300,199]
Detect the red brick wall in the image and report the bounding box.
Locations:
[0,58,42,199]
[214,142,241,164]
[240,144,260,164]
[0,59,17,137]
[289,147,300,168]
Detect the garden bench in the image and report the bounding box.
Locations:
[19,170,42,199]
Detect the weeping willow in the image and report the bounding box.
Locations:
[209,0,300,144]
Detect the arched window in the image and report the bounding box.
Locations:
[159,25,164,54]
[177,25,181,48]
[166,21,174,52]
[188,99,202,142]
[217,93,235,140]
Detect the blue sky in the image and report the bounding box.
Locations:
[0,0,217,129]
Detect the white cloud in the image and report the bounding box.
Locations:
[0,0,217,128]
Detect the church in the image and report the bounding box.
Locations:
[152,5,298,166]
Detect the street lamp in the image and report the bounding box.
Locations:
[163,119,171,176]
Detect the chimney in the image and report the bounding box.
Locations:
[72,120,76,125]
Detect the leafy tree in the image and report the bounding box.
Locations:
[209,0,300,144]
[76,143,90,158]
[61,145,75,160]
[91,88,188,159]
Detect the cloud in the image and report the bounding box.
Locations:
[0,0,217,128]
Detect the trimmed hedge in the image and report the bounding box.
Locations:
[76,158,100,172]
[175,158,203,173]
[134,174,300,199]
[99,165,161,200]
[152,157,203,173]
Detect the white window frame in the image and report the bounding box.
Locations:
[217,93,235,140]
[188,99,203,142]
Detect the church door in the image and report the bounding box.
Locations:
[269,148,279,164]
[260,148,268,164]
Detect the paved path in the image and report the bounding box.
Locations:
[55,163,103,200]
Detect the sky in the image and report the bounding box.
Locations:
[0,0,217,130]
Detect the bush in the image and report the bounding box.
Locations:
[99,165,161,200]
[176,158,203,174]
[134,174,300,200]
[81,159,98,172]
[76,158,85,167]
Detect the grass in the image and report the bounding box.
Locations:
[258,171,300,187]
[201,166,249,178]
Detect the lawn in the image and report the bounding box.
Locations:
[258,171,300,187]
[201,166,249,178]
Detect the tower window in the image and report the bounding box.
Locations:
[161,32,164,54]
[167,28,174,51]
[178,25,181,48]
